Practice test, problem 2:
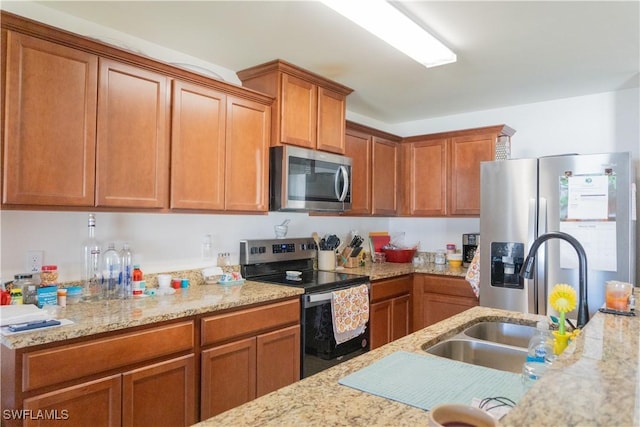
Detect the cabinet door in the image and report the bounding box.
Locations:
[256,325,301,397]
[449,133,495,215]
[224,95,270,212]
[170,80,226,210]
[280,74,316,149]
[392,294,411,341]
[372,137,398,215]
[200,337,257,419]
[122,354,195,427]
[404,139,448,216]
[3,31,98,206]
[96,59,169,208]
[344,128,372,215]
[23,375,121,427]
[316,87,346,154]
[369,300,392,350]
[422,292,478,327]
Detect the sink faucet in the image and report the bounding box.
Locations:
[520,231,589,328]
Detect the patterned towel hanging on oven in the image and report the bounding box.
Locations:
[330,284,369,345]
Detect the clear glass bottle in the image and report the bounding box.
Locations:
[101,242,122,300]
[202,234,213,262]
[82,213,101,300]
[120,243,133,299]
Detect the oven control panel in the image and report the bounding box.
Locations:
[240,238,317,264]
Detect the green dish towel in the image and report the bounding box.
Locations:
[338,351,524,410]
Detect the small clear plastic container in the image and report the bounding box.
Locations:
[66,286,83,304]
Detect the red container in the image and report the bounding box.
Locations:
[382,248,416,263]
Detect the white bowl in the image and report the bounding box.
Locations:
[286,270,302,278]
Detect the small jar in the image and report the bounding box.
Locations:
[57,288,67,307]
[446,244,456,255]
[40,265,59,286]
[435,250,446,265]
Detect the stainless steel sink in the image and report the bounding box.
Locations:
[462,321,536,348]
[424,339,527,373]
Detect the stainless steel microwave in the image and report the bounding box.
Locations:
[270,146,352,212]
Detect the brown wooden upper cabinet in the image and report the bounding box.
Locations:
[343,122,402,216]
[3,31,99,207]
[96,59,170,208]
[238,59,353,154]
[401,125,515,216]
[170,82,270,212]
[2,12,273,213]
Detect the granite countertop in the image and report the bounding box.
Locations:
[1,261,464,350]
[1,280,303,349]
[197,302,639,427]
[348,261,467,279]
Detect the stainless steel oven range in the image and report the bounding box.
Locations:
[240,237,370,378]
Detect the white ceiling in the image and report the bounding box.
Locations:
[32,1,640,125]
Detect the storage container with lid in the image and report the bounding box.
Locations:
[40,265,59,286]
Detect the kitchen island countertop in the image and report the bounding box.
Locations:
[197,302,639,427]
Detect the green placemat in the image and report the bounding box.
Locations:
[339,351,524,410]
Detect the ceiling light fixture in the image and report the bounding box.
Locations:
[321,0,456,68]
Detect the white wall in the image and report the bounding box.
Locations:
[1,2,638,284]
[0,210,389,282]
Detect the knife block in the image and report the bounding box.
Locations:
[343,257,360,268]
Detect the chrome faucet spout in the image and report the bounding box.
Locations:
[519,231,589,328]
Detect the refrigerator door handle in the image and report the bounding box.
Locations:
[537,197,548,315]
[526,198,538,314]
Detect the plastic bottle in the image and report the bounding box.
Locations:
[120,243,133,299]
[101,242,122,300]
[132,265,144,297]
[526,319,553,363]
[82,213,101,300]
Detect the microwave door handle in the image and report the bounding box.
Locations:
[334,166,349,202]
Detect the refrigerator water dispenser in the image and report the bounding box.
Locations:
[490,242,524,288]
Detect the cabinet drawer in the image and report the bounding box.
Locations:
[201,299,299,347]
[23,321,194,392]
[422,274,477,298]
[370,275,411,302]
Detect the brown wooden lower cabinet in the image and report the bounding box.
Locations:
[122,355,195,427]
[23,375,122,427]
[200,325,301,419]
[200,300,301,419]
[413,273,479,329]
[369,275,412,349]
[1,299,302,426]
[21,355,195,427]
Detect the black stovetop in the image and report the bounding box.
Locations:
[254,269,369,294]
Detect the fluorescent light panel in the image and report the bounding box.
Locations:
[321,0,456,68]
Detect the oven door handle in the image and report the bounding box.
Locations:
[304,282,370,307]
[306,292,333,305]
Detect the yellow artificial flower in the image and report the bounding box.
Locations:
[550,284,577,313]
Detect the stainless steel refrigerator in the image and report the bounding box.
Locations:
[479,152,636,320]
